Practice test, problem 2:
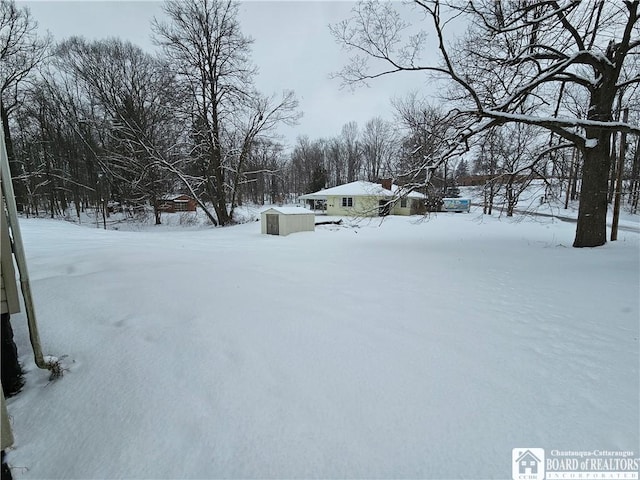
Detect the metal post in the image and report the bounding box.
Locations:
[0,117,49,370]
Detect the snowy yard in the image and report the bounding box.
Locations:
[5,211,640,479]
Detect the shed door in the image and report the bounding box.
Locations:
[266,214,279,235]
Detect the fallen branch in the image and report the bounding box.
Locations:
[315,219,343,226]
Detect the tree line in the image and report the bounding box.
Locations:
[2,0,639,247]
[1,0,299,226]
[289,93,639,222]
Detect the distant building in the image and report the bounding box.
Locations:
[299,180,425,217]
[157,195,197,213]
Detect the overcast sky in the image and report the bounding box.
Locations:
[20,1,440,149]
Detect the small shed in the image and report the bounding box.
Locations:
[261,207,315,236]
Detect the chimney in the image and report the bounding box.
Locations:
[380,178,392,191]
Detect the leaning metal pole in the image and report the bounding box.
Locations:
[0,120,49,371]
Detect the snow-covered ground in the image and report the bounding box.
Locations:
[4,210,639,479]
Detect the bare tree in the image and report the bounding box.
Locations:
[1,0,49,208]
[474,128,502,215]
[289,136,325,195]
[361,117,397,181]
[53,37,184,225]
[341,121,362,182]
[332,0,640,247]
[14,60,118,221]
[241,139,286,205]
[475,123,552,217]
[392,95,453,192]
[325,137,343,187]
[225,90,300,217]
[152,0,256,226]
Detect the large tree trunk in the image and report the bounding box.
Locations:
[208,164,232,226]
[573,131,611,247]
[206,114,232,226]
[506,177,516,217]
[573,72,618,248]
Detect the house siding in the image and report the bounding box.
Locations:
[326,195,384,217]
[391,203,410,216]
[391,198,422,216]
[326,195,422,217]
[1,202,20,315]
[157,195,197,213]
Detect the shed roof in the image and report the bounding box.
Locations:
[262,206,315,215]
[299,181,425,200]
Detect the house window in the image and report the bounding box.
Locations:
[342,197,353,207]
[400,197,407,208]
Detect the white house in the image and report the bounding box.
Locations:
[299,180,426,217]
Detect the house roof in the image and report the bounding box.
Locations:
[298,181,425,200]
[160,194,192,201]
[262,206,315,215]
